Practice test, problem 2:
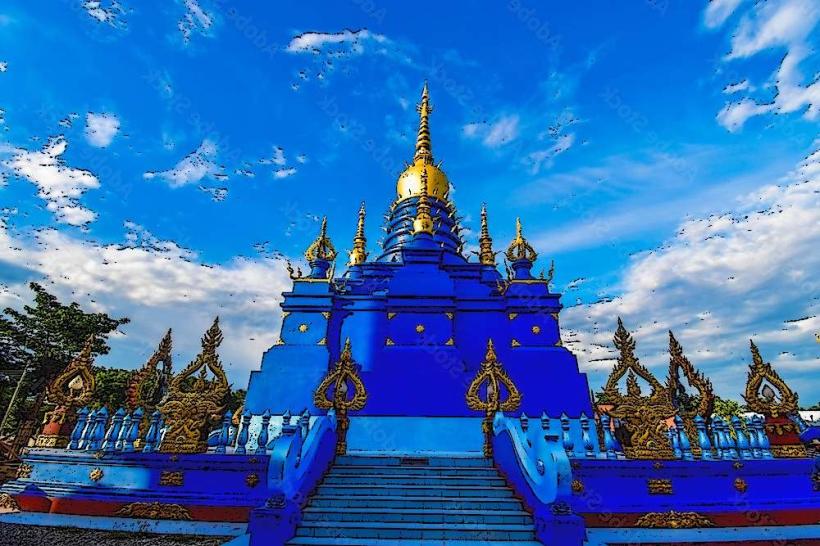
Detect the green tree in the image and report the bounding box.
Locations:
[0,282,128,437]
[92,367,133,410]
[713,396,745,420]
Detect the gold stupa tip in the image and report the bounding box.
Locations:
[505,217,538,263]
[478,203,496,266]
[305,216,338,262]
[397,82,450,202]
[349,202,368,265]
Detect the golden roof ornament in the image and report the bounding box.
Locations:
[159,317,230,453]
[666,331,714,457]
[47,335,96,408]
[411,168,435,235]
[505,217,538,263]
[601,318,676,460]
[126,329,173,412]
[313,338,368,454]
[348,202,368,266]
[743,340,798,418]
[466,339,522,457]
[478,203,496,266]
[396,82,450,202]
[305,217,337,263]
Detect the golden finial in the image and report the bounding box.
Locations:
[505,217,538,262]
[478,203,496,266]
[414,81,433,164]
[412,168,435,235]
[305,216,338,262]
[348,202,368,266]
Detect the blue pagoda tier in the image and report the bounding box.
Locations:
[0,84,817,546]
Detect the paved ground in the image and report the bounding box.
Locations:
[0,524,229,545]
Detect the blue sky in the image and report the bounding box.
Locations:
[0,1,818,403]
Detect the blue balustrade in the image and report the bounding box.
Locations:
[693,415,712,460]
[216,411,232,454]
[670,426,682,458]
[747,416,762,458]
[580,413,594,458]
[298,410,310,440]
[235,410,251,455]
[600,414,618,459]
[123,408,143,453]
[675,416,693,460]
[540,412,550,432]
[102,408,125,453]
[116,412,131,451]
[520,412,529,433]
[256,410,271,455]
[142,410,161,453]
[87,407,108,451]
[755,416,773,459]
[560,413,574,456]
[732,416,753,460]
[69,407,89,450]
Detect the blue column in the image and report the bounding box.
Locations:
[746,416,762,458]
[123,408,143,453]
[675,416,692,460]
[256,410,271,455]
[520,413,529,433]
[142,411,161,453]
[755,416,773,459]
[580,413,594,458]
[298,410,311,439]
[116,412,131,451]
[216,411,232,454]
[601,414,617,460]
[69,407,89,450]
[235,410,251,455]
[88,407,108,451]
[732,416,752,460]
[670,426,682,459]
[694,415,712,460]
[560,413,574,457]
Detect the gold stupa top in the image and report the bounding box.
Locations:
[396,83,450,202]
[305,217,338,262]
[348,202,368,265]
[411,169,435,235]
[478,203,496,266]
[505,217,538,263]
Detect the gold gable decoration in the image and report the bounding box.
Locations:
[305,217,337,263]
[505,218,538,263]
[158,318,229,454]
[313,339,367,455]
[126,329,173,412]
[743,340,798,418]
[666,331,714,457]
[466,339,522,457]
[46,335,97,408]
[601,318,676,460]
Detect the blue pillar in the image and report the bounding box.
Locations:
[560,413,574,457]
[216,411,232,454]
[69,407,89,450]
[142,411,161,453]
[694,415,712,460]
[675,416,693,460]
[601,414,617,460]
[256,410,271,455]
[236,410,251,455]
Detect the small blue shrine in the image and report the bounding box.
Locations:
[0,84,818,546]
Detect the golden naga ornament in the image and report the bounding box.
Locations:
[313,339,368,455]
[505,218,538,263]
[348,201,368,266]
[666,331,714,456]
[478,203,496,266]
[600,318,676,460]
[126,329,173,412]
[743,340,798,418]
[466,339,522,457]
[36,335,98,448]
[305,217,338,263]
[158,318,230,454]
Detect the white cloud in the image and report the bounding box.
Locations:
[527,133,575,174]
[178,0,214,44]
[0,62,7,73]
[144,139,224,188]
[82,1,126,26]
[703,0,744,29]
[273,167,297,179]
[0,220,291,383]
[712,0,820,130]
[286,29,389,54]
[84,112,120,148]
[722,79,752,94]
[1,136,99,226]
[483,115,520,148]
[563,145,820,401]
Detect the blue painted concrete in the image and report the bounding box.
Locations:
[0,512,246,536]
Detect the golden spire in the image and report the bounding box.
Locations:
[348,202,368,266]
[396,83,450,202]
[305,216,338,262]
[478,203,496,266]
[414,81,433,164]
[412,168,435,235]
[505,217,538,262]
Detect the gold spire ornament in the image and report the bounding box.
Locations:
[396,83,450,201]
[412,168,435,235]
[478,204,496,266]
[126,329,173,412]
[600,318,676,460]
[505,218,538,263]
[466,339,522,457]
[305,217,338,263]
[743,341,799,418]
[666,331,714,457]
[159,318,230,454]
[348,202,368,266]
[313,339,368,455]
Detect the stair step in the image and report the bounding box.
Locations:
[328,465,500,477]
[307,494,524,511]
[302,506,533,525]
[334,456,492,468]
[315,484,515,498]
[295,521,536,540]
[286,539,544,546]
[322,474,506,487]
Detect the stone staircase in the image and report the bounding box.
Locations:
[285,454,542,545]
